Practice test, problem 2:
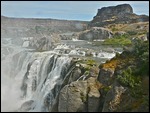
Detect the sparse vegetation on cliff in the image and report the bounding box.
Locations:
[103,34,132,46]
[99,39,149,112]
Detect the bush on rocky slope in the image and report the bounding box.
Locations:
[98,39,149,112]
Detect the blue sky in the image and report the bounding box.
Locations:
[1,1,149,21]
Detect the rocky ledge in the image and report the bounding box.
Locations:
[51,39,149,112]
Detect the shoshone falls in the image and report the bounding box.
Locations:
[1,3,149,112]
[1,37,121,112]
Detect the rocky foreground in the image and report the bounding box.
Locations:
[50,39,149,112]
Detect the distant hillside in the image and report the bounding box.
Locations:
[1,15,88,38]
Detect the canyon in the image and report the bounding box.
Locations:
[1,4,149,112]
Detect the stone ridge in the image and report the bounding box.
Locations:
[90,4,149,27]
[96,4,133,17]
[1,15,88,38]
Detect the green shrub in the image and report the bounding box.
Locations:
[103,86,112,93]
[117,67,141,88]
[86,59,97,66]
[127,31,137,35]
[103,34,132,46]
[112,27,118,32]
[115,52,120,57]
[133,40,149,75]
[80,92,87,102]
[84,71,90,75]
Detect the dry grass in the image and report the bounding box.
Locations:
[106,22,149,36]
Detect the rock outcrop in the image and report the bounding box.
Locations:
[73,27,113,41]
[97,41,149,112]
[58,77,101,112]
[90,4,149,27]
[102,83,126,112]
[58,81,88,112]
[96,4,133,17]
[18,100,34,112]
[98,68,114,86]
[53,40,148,112]
[50,59,101,112]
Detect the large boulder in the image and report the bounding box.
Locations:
[98,68,114,86]
[58,77,101,112]
[78,27,113,41]
[67,67,82,83]
[87,77,101,112]
[102,81,149,112]
[102,83,126,112]
[18,100,34,112]
[58,81,88,112]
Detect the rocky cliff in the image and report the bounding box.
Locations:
[5,39,149,112]
[90,4,149,27]
[98,40,149,112]
[50,39,149,112]
[2,4,149,112]
[60,4,149,41]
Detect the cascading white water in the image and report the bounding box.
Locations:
[1,41,31,112]
[32,55,72,112]
[1,37,73,112]
[1,38,123,112]
[4,50,73,112]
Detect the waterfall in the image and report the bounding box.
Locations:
[1,38,123,112]
[2,49,73,112]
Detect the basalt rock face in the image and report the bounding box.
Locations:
[73,27,113,41]
[58,77,101,112]
[96,46,149,112]
[96,4,133,17]
[90,4,149,27]
[98,68,114,86]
